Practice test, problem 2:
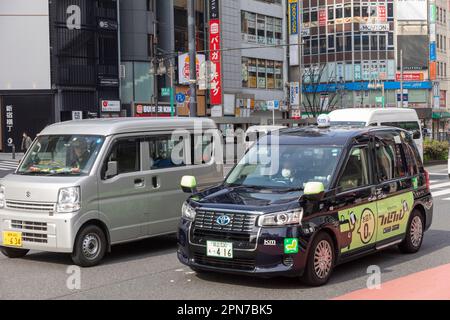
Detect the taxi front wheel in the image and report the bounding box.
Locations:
[399,210,424,254]
[301,232,335,286]
[0,247,30,259]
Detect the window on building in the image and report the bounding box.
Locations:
[257,15,266,44]
[257,59,266,89]
[354,33,361,51]
[328,6,334,20]
[266,60,275,89]
[345,34,352,51]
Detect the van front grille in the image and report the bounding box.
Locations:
[11,220,48,232]
[22,233,48,244]
[6,201,55,213]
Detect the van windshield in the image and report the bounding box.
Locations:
[226,144,342,190]
[17,135,105,176]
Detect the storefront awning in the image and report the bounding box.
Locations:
[432,111,450,119]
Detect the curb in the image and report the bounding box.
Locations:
[424,160,448,166]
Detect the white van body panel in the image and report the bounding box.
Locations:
[329,108,423,159]
[245,125,286,150]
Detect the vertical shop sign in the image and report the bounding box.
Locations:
[209,0,222,105]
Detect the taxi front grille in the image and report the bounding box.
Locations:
[191,210,259,250]
[193,253,255,271]
[194,210,257,233]
[6,201,55,213]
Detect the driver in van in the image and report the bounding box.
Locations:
[70,138,90,171]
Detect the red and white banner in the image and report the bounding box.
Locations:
[395,73,424,81]
[378,6,387,23]
[209,19,222,105]
[319,9,327,27]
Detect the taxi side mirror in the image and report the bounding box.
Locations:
[302,182,325,201]
[412,130,421,140]
[181,176,198,194]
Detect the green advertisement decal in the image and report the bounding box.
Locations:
[376,192,414,242]
[339,202,378,253]
[338,192,415,253]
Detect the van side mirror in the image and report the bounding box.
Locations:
[105,161,118,179]
[412,130,421,140]
[302,182,325,201]
[181,176,198,194]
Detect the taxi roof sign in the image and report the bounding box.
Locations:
[317,114,331,128]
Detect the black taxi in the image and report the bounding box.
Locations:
[177,124,433,286]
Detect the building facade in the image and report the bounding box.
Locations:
[0,0,120,151]
[292,0,449,132]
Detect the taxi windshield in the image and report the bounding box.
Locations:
[17,135,105,176]
[226,144,342,190]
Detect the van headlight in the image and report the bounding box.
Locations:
[56,187,80,213]
[0,185,5,209]
[258,209,303,227]
[181,202,196,221]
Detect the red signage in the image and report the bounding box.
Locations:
[395,73,424,81]
[134,104,172,117]
[319,9,327,27]
[378,6,387,22]
[209,19,222,105]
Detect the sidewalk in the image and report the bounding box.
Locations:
[333,263,450,300]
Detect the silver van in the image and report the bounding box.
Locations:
[0,118,223,267]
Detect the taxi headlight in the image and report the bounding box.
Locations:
[0,185,5,209]
[258,209,303,227]
[56,187,80,213]
[182,201,196,221]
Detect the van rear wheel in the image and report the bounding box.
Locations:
[71,225,107,267]
[0,247,30,259]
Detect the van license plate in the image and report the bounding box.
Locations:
[206,241,233,259]
[3,231,23,247]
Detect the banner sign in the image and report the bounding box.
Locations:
[288,0,299,35]
[209,17,222,105]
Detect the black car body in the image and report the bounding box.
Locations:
[177,126,433,285]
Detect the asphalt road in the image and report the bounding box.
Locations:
[0,164,449,300]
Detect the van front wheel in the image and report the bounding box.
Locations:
[0,247,30,259]
[71,225,107,267]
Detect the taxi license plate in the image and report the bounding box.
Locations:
[3,231,23,248]
[206,241,233,259]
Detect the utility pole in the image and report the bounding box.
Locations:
[188,0,197,117]
[400,49,404,108]
[298,2,303,110]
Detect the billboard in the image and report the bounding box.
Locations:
[397,35,428,71]
[0,0,51,90]
[396,0,427,21]
[178,53,206,85]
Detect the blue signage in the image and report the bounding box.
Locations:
[304,81,433,93]
[430,42,437,61]
[176,93,186,103]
